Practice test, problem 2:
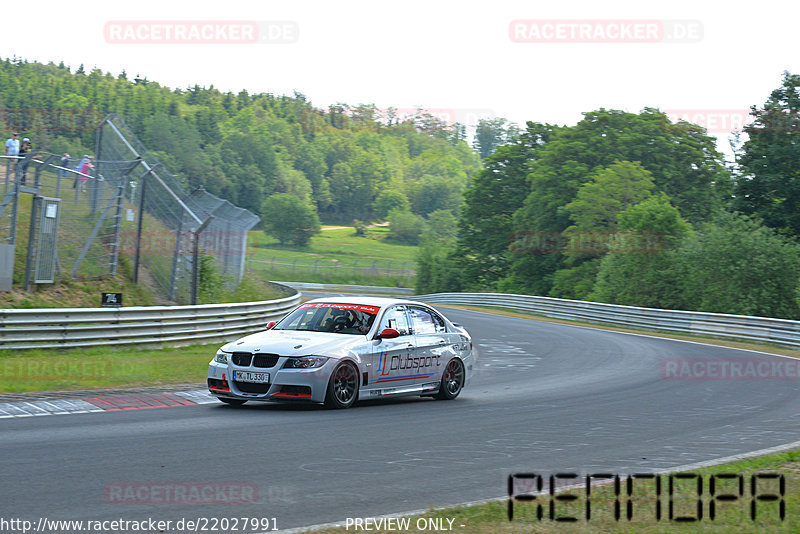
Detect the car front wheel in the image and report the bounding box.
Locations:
[325,361,359,409]
[435,358,464,400]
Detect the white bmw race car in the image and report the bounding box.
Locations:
[208,297,473,408]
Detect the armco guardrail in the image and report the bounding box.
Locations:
[0,287,301,350]
[273,281,414,295]
[414,292,800,349]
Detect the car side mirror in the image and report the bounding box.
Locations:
[266,321,276,330]
[376,328,400,340]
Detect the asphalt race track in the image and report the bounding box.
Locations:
[2,305,799,531]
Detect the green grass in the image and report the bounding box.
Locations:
[248,226,418,286]
[0,343,216,392]
[306,450,800,533]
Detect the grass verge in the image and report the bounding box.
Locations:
[305,449,800,533]
[0,343,217,393]
[248,227,417,287]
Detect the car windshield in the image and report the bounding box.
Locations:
[275,303,379,335]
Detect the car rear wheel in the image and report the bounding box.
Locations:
[435,358,464,400]
[325,361,359,409]
[219,398,247,406]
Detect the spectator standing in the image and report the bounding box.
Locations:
[59,153,71,181]
[5,132,19,156]
[5,132,19,175]
[78,155,93,193]
[18,137,32,184]
[73,154,89,189]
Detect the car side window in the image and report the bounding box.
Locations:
[408,306,446,335]
[380,306,411,336]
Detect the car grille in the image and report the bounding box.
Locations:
[253,354,279,368]
[233,381,271,394]
[232,352,252,366]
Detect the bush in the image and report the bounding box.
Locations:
[262,193,321,247]
[387,209,426,245]
[353,219,366,237]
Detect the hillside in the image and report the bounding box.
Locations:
[0,57,482,225]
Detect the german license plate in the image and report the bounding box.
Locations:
[233,370,270,383]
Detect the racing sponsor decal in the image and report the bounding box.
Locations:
[300,303,380,314]
[376,351,441,383]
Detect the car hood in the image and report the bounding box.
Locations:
[221,329,366,357]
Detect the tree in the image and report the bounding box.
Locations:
[678,212,800,319]
[415,244,464,294]
[408,174,463,217]
[387,208,426,245]
[735,72,800,236]
[591,195,692,309]
[422,209,458,244]
[564,160,656,255]
[457,122,557,289]
[374,189,410,220]
[261,193,321,246]
[508,108,728,294]
[473,117,520,159]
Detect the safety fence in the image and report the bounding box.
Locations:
[97,114,260,303]
[0,114,259,303]
[0,285,300,350]
[414,292,800,349]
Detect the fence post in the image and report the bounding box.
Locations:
[110,183,125,276]
[34,154,57,190]
[4,158,10,194]
[191,216,213,305]
[92,120,104,215]
[132,170,148,283]
[168,216,184,301]
[9,179,19,245]
[23,194,40,291]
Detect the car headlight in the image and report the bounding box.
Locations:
[214,351,228,364]
[283,356,329,369]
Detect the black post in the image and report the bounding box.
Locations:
[191,217,213,305]
[132,172,147,283]
[110,183,124,276]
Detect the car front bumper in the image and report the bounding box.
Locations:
[208,359,333,404]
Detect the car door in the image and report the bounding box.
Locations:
[407,305,451,386]
[369,305,419,388]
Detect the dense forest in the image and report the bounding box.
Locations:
[3,57,798,319]
[0,57,483,227]
[418,74,800,320]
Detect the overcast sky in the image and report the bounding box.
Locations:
[3,1,796,159]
